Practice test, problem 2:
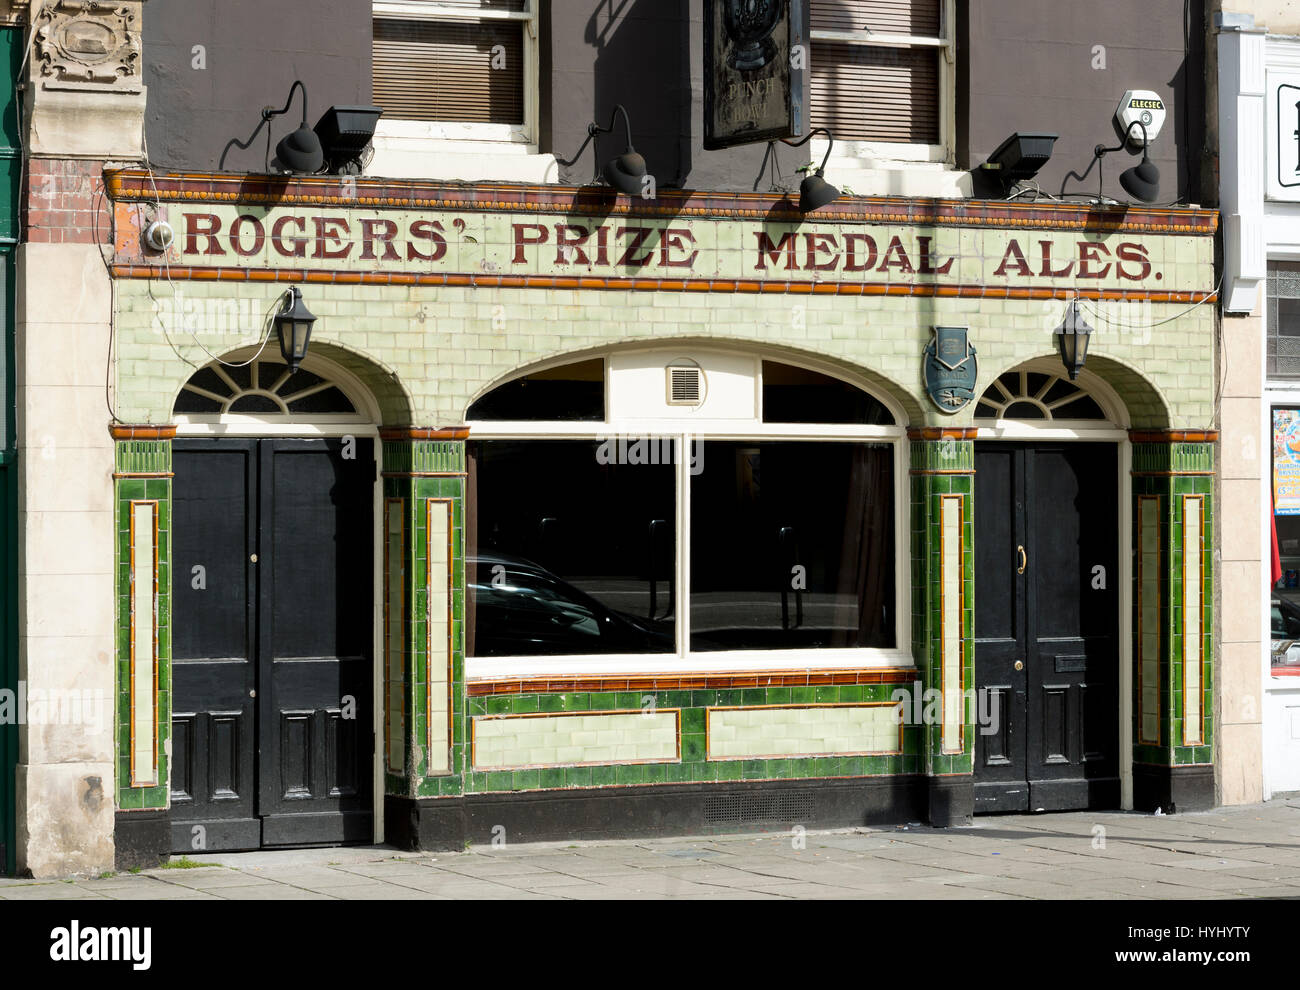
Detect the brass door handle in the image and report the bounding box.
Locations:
[1016,545,1027,574]
[1014,660,1024,672]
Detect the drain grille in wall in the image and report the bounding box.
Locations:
[704,790,816,825]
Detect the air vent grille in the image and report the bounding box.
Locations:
[666,366,702,405]
[703,790,815,825]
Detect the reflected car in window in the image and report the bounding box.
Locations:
[471,552,674,657]
[1271,596,1300,674]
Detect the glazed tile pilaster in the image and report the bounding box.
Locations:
[380,428,467,800]
[111,426,175,812]
[908,429,976,778]
[1130,431,1216,772]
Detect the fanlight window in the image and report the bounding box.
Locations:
[174,358,357,416]
[974,371,1106,421]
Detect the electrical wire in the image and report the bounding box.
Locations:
[1076,269,1224,330]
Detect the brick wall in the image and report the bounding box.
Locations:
[23,159,112,245]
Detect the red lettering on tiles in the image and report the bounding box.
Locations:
[361,218,401,262]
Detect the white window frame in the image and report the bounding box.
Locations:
[464,351,913,680]
[809,0,957,166]
[371,0,540,150]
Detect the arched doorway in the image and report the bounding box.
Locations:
[168,349,385,852]
[971,359,1128,815]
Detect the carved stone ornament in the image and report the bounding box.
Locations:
[34,0,142,92]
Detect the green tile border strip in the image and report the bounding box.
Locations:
[1130,442,1215,768]
[113,448,172,811]
[462,684,923,791]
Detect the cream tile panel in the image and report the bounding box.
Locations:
[706,704,902,759]
[130,502,156,786]
[941,495,963,754]
[1184,497,1203,745]
[426,499,452,774]
[473,711,679,770]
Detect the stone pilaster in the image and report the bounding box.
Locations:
[378,427,467,848]
[909,428,976,826]
[1130,430,1217,813]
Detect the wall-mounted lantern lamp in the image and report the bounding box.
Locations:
[265,80,324,174]
[976,132,1058,198]
[779,128,840,212]
[587,105,654,196]
[1055,299,1094,381]
[1060,119,1161,204]
[275,287,317,373]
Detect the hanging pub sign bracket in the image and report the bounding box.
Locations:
[924,326,978,414]
[703,0,808,150]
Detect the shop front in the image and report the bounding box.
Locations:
[103,168,1220,860]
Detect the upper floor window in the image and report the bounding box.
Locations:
[1269,262,1300,379]
[371,1,538,145]
[810,0,953,161]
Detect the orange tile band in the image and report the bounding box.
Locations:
[103,168,1220,235]
[466,667,920,696]
[106,263,1217,304]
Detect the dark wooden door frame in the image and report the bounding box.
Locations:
[171,432,382,850]
[973,438,1125,813]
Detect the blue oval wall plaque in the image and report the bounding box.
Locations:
[924,326,977,414]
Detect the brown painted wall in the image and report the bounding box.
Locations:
[960,0,1205,204]
[144,1,371,173]
[142,0,1205,204]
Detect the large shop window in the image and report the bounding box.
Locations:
[372,1,534,129]
[810,0,952,150]
[466,355,902,668]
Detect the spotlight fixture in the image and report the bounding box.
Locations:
[779,127,840,213]
[587,105,654,197]
[314,105,384,175]
[1060,119,1161,204]
[274,286,317,374]
[1055,299,1094,381]
[976,132,1058,198]
[265,80,324,175]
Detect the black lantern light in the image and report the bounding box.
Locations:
[1060,119,1160,204]
[267,80,324,174]
[1055,299,1094,381]
[779,128,840,213]
[587,105,653,197]
[275,286,317,373]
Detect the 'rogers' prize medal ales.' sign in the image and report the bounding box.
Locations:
[128,204,1211,299]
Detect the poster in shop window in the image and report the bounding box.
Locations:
[1274,409,1300,514]
[703,0,808,149]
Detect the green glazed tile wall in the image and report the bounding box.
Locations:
[114,441,172,811]
[460,683,923,793]
[382,441,467,799]
[910,439,975,776]
[1131,443,1215,768]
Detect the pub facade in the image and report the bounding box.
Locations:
[3,0,1247,876]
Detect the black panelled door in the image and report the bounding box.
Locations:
[973,443,1119,813]
[171,437,374,851]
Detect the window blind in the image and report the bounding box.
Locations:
[810,42,940,144]
[372,16,524,124]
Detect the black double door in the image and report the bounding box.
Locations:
[973,443,1120,813]
[170,438,374,851]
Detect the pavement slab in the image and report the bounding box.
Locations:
[3,800,1297,899]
